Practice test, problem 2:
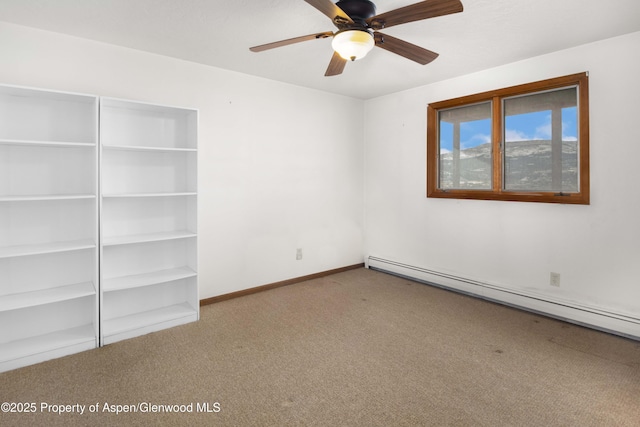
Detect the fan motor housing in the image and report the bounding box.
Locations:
[336,0,376,22]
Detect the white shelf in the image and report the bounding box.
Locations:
[0,282,95,312]
[0,138,95,148]
[99,97,197,346]
[102,192,196,198]
[0,194,96,202]
[0,324,95,364]
[0,239,96,259]
[103,267,197,292]
[0,83,98,372]
[102,230,196,247]
[103,144,196,152]
[102,302,197,337]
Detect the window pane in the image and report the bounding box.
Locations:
[438,102,492,190]
[503,87,578,192]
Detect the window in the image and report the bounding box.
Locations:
[427,73,589,204]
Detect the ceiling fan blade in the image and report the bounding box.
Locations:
[250,31,334,52]
[325,51,348,76]
[367,0,463,30]
[374,33,439,65]
[304,0,353,24]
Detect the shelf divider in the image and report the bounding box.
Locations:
[102,144,196,152]
[0,138,95,148]
[0,194,96,202]
[102,192,196,198]
[0,239,96,259]
[103,267,197,292]
[102,230,196,247]
[0,282,95,312]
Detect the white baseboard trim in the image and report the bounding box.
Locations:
[367,256,640,341]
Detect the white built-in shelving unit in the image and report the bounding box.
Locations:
[0,85,99,372]
[0,86,199,371]
[99,98,198,345]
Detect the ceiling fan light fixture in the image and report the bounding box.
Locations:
[332,29,374,61]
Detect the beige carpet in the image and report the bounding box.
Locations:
[1,268,639,426]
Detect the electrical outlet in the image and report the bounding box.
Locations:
[550,272,561,287]
[296,248,303,260]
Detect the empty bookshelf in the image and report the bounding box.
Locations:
[0,84,99,372]
[99,98,198,345]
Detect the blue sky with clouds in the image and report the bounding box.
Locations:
[440,107,577,152]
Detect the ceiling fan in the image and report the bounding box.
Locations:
[249,0,464,76]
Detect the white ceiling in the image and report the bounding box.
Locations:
[1,0,639,99]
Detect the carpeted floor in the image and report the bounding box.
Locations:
[1,268,639,426]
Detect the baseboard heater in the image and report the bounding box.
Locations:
[367,256,640,341]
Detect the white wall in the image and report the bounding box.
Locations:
[364,31,640,332]
[0,22,364,299]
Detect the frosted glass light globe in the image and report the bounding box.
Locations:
[332,30,375,61]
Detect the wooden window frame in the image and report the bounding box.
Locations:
[427,72,589,204]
